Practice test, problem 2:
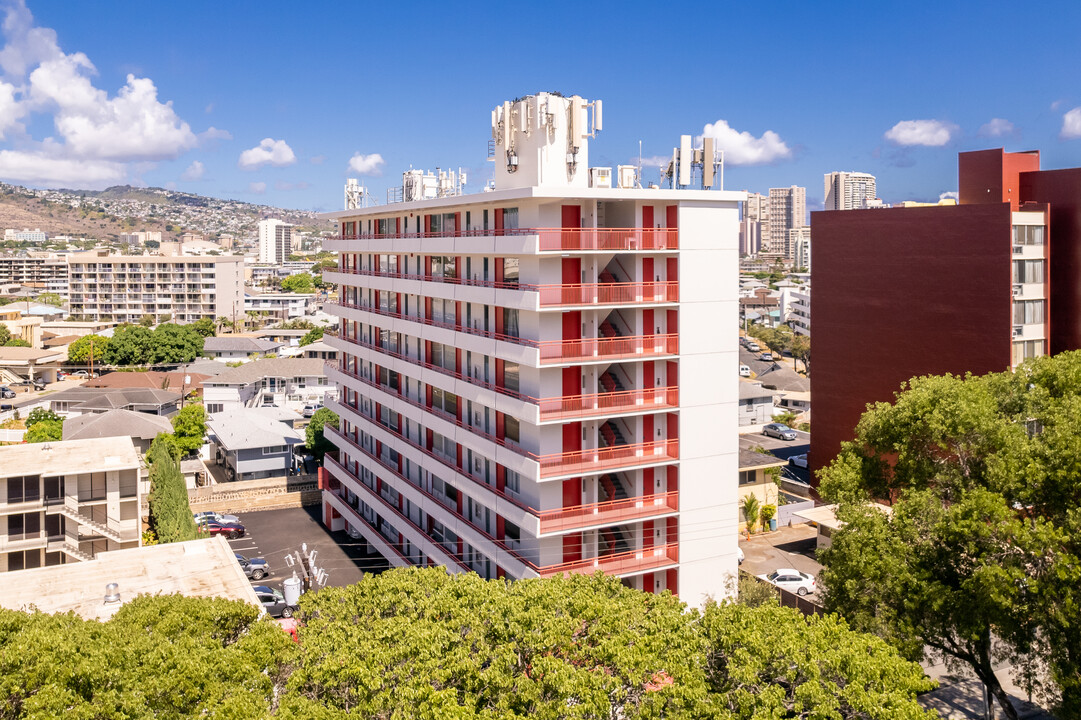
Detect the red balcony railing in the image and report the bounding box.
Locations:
[537,439,679,478]
[537,334,678,364]
[536,281,678,307]
[329,227,678,252]
[537,386,678,421]
[537,491,679,534]
[538,542,679,578]
[324,489,413,566]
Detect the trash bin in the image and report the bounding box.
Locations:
[769,518,778,532]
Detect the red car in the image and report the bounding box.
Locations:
[201,521,245,539]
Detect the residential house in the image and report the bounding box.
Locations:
[202,357,332,414]
[48,387,181,417]
[738,382,774,427]
[203,336,282,362]
[737,447,786,531]
[62,409,173,454]
[207,408,305,481]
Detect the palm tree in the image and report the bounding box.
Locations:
[742,495,760,535]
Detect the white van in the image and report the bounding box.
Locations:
[739,364,751,377]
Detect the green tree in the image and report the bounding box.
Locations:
[150,323,204,364]
[742,494,759,534]
[0,594,295,719]
[280,272,315,293]
[171,403,207,456]
[137,313,155,327]
[3,338,29,347]
[0,325,8,345]
[146,431,180,465]
[819,352,1081,719]
[32,292,62,307]
[299,326,323,346]
[190,317,215,338]
[24,418,62,443]
[146,440,200,543]
[26,408,60,427]
[305,407,338,463]
[103,324,153,365]
[66,334,109,365]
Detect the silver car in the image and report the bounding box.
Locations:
[763,423,797,441]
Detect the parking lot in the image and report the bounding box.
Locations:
[223,505,390,594]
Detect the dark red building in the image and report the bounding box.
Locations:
[808,148,1075,479]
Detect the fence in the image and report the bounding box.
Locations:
[777,498,816,527]
[0,429,25,442]
[740,570,824,617]
[188,474,321,514]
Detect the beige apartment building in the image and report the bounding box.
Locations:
[0,253,69,297]
[767,186,806,256]
[0,436,143,571]
[67,250,244,324]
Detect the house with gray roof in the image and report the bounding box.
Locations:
[48,387,181,417]
[62,408,173,454]
[738,382,774,427]
[202,357,333,414]
[202,336,283,362]
[207,409,304,481]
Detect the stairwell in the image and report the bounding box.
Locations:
[599,420,627,449]
[46,499,122,543]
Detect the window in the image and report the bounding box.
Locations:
[502,258,519,286]
[503,362,520,393]
[206,403,223,414]
[1013,339,1045,365]
[504,520,521,543]
[502,308,519,338]
[431,387,459,418]
[739,470,757,485]
[1013,259,1045,284]
[502,207,519,230]
[1013,225,1045,246]
[1013,300,1045,325]
[6,476,39,504]
[262,445,289,455]
[504,469,521,494]
[504,415,520,444]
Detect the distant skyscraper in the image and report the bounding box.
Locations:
[824,171,878,211]
[767,186,805,255]
[741,192,770,255]
[258,219,293,264]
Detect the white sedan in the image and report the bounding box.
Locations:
[788,454,808,469]
[758,568,816,596]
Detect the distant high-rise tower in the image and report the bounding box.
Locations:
[258,219,293,264]
[767,186,805,255]
[741,192,770,255]
[824,171,878,211]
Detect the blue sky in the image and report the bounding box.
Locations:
[1,0,1080,212]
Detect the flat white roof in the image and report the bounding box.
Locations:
[322,185,746,219]
[0,436,142,478]
[0,537,260,620]
[794,503,893,531]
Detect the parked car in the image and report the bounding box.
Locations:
[70,370,98,379]
[788,453,808,469]
[763,423,798,441]
[739,364,751,377]
[0,403,13,411]
[737,547,744,565]
[0,386,14,399]
[758,568,816,596]
[200,520,245,539]
[302,403,322,418]
[194,511,240,525]
[11,379,46,391]
[252,585,298,618]
[760,352,773,362]
[235,553,270,581]
[747,342,761,352]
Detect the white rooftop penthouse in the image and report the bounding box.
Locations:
[320,92,743,605]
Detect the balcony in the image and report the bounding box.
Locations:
[537,491,678,534]
[537,282,678,308]
[537,439,679,479]
[329,227,678,253]
[537,334,678,364]
[538,542,679,578]
[537,386,678,422]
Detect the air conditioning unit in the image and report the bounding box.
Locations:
[1013,284,1023,297]
[1013,325,1024,338]
[589,167,612,188]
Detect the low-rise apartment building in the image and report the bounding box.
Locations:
[202,357,333,413]
[245,292,317,320]
[0,253,69,298]
[0,436,142,570]
[67,250,244,324]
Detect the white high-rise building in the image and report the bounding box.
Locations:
[767,186,805,256]
[824,171,878,211]
[319,92,744,604]
[258,220,293,265]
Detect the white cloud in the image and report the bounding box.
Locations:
[248,181,266,194]
[180,160,204,181]
[0,149,124,187]
[884,119,956,146]
[638,155,671,168]
[0,0,203,187]
[939,191,959,201]
[199,126,231,142]
[1061,107,1081,139]
[978,118,1014,138]
[348,152,384,176]
[239,138,296,169]
[696,119,792,165]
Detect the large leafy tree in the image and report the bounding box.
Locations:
[66,333,109,365]
[190,317,215,338]
[24,417,62,443]
[819,352,1081,719]
[299,326,323,346]
[280,272,315,293]
[304,407,337,463]
[151,323,204,363]
[171,403,207,456]
[103,324,154,365]
[146,439,200,542]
